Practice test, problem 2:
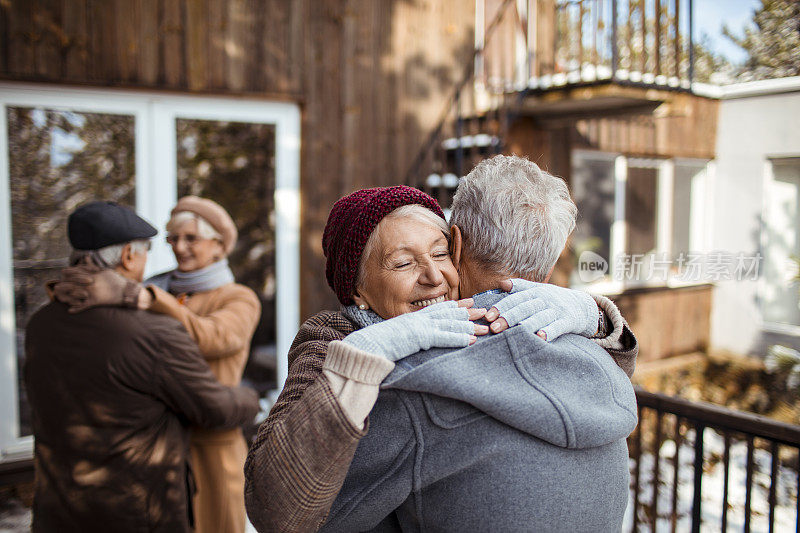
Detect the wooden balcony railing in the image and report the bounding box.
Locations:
[629,388,800,532]
[406,0,699,203]
[478,0,695,92]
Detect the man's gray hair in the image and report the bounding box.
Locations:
[71,239,150,268]
[450,154,577,282]
[356,204,450,288]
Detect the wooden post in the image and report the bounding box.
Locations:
[673,0,680,79]
[655,0,662,76]
[536,0,555,76]
[578,0,584,71]
[688,0,694,83]
[627,0,635,72]
[640,0,647,74]
[611,0,618,77]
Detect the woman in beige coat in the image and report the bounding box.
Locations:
[56,196,261,533]
[145,196,260,533]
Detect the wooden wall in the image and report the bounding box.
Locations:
[573,92,719,160]
[615,284,713,362]
[505,91,719,183]
[0,0,475,318]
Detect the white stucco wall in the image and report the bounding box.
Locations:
[709,77,800,354]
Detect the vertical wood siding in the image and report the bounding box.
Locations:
[0,0,475,318]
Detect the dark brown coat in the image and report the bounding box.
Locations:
[24,302,259,533]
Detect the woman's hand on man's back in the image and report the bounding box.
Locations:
[342,299,489,362]
[484,279,599,341]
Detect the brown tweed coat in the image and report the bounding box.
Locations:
[245,311,359,533]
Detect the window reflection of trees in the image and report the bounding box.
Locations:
[176,119,277,392]
[9,106,136,436]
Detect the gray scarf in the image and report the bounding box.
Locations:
[147,258,234,295]
[341,289,503,330]
[341,304,384,329]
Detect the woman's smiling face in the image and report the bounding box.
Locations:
[352,216,459,319]
[167,219,224,272]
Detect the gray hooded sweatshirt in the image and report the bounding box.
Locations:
[320,291,638,533]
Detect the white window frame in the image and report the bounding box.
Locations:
[0,82,300,462]
[759,155,800,336]
[572,150,712,295]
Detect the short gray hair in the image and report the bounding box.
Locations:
[166,211,222,241]
[71,239,150,267]
[356,204,450,288]
[450,154,577,282]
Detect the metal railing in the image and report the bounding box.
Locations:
[557,0,694,86]
[477,0,696,92]
[629,387,800,532]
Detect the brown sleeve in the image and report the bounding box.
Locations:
[244,312,365,533]
[590,294,638,378]
[147,284,261,360]
[607,324,638,378]
[119,316,260,429]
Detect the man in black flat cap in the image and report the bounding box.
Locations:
[24,201,259,533]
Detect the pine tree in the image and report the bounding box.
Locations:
[723,0,800,81]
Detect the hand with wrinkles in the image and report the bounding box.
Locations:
[485,279,599,341]
[343,298,489,362]
[51,257,147,313]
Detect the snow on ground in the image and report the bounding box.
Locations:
[623,427,798,532]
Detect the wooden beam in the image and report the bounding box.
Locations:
[159,0,185,87]
[673,0,680,78]
[185,0,209,90]
[206,0,227,90]
[655,0,661,75]
[640,0,647,74]
[138,0,159,85]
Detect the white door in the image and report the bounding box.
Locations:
[0,83,300,462]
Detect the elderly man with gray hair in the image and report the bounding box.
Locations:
[319,155,638,532]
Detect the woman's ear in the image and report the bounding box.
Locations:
[213,240,225,261]
[449,225,463,271]
[351,290,370,311]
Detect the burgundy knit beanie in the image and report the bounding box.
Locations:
[323,186,445,305]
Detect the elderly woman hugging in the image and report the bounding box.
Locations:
[244,180,636,532]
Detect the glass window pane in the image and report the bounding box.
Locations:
[763,159,800,326]
[625,166,658,256]
[571,153,614,264]
[175,119,277,392]
[672,162,706,258]
[671,165,693,257]
[9,106,136,436]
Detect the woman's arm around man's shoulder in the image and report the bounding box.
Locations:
[244,310,393,533]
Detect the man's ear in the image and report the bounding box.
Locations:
[449,225,463,271]
[543,265,555,283]
[119,243,135,270]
